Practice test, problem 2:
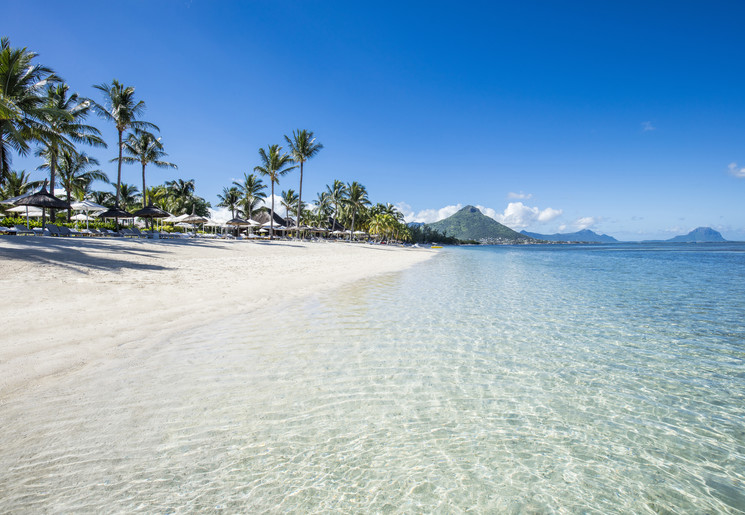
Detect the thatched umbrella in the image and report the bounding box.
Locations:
[13,180,70,230]
[132,204,171,231]
[182,206,208,234]
[226,216,251,237]
[97,205,133,230]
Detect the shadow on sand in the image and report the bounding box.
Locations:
[0,236,209,274]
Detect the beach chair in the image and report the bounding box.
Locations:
[129,227,147,238]
[14,225,34,236]
[45,224,63,237]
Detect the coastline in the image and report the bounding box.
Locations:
[0,237,434,398]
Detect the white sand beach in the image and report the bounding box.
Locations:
[0,237,434,398]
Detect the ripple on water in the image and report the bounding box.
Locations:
[1,244,744,513]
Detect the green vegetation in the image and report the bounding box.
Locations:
[425,205,533,243]
[0,37,414,241]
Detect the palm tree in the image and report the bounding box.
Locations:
[118,183,140,212]
[232,172,266,220]
[314,191,332,227]
[0,37,61,185]
[165,178,195,214]
[254,144,297,239]
[345,181,370,241]
[0,169,42,200]
[280,188,299,223]
[326,179,348,228]
[146,184,168,209]
[284,129,323,235]
[120,129,177,207]
[89,190,114,207]
[93,80,157,208]
[218,186,241,218]
[51,151,108,218]
[35,84,106,207]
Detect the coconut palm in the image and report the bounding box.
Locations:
[120,129,176,207]
[165,178,201,214]
[280,188,299,223]
[0,37,61,184]
[345,181,370,241]
[146,184,168,209]
[254,144,297,239]
[50,151,108,218]
[93,80,157,207]
[326,179,348,228]
[284,129,323,235]
[314,191,332,227]
[0,169,42,200]
[35,84,106,208]
[218,186,241,218]
[232,172,266,221]
[89,190,114,207]
[118,183,140,211]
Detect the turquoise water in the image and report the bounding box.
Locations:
[1,243,744,513]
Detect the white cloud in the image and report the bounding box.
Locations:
[407,204,463,223]
[728,162,745,178]
[572,216,596,230]
[641,121,655,132]
[507,191,532,200]
[491,202,563,230]
[258,194,289,216]
[400,202,563,229]
[209,206,233,223]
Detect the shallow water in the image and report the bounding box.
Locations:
[1,243,744,513]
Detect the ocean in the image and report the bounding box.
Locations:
[1,243,744,513]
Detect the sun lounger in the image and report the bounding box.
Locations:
[129,226,147,238]
[45,224,63,236]
[14,225,34,235]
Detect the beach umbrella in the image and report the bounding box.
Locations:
[163,213,189,223]
[71,199,107,229]
[226,216,251,237]
[0,191,34,205]
[132,204,171,231]
[13,180,70,230]
[182,206,208,234]
[97,205,133,230]
[4,205,43,228]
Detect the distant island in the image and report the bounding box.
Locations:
[423,205,534,243]
[411,206,728,245]
[521,229,618,243]
[644,227,727,243]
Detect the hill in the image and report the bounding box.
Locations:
[426,205,532,243]
[666,227,726,242]
[520,229,618,243]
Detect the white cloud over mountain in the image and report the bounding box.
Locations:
[398,201,563,230]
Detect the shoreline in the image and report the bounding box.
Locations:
[0,237,435,398]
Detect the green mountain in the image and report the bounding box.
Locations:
[666,227,726,242]
[426,205,533,243]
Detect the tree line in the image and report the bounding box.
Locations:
[1,36,414,242]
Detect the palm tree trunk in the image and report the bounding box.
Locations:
[141,162,147,207]
[66,187,72,220]
[296,161,303,239]
[49,149,57,222]
[350,209,355,241]
[116,129,123,206]
[270,181,275,240]
[115,129,123,229]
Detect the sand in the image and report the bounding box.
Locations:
[0,236,434,398]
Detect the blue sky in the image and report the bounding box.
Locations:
[5,1,745,240]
